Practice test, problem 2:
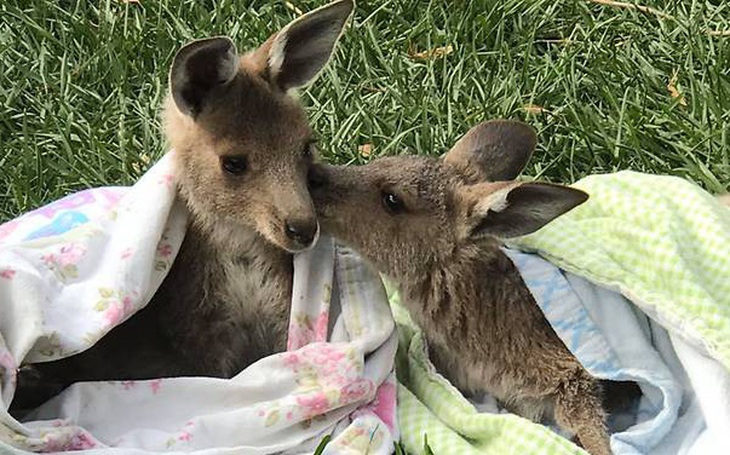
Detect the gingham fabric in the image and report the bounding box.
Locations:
[391,171,730,454]
[389,287,584,455]
[510,171,730,370]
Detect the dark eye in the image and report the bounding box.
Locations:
[221,156,248,175]
[382,191,406,215]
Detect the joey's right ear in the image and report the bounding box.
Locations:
[169,37,239,118]
[458,181,589,240]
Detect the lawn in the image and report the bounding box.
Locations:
[1,2,729,453]
[0,0,728,222]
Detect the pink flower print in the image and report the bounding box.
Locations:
[104,303,124,326]
[0,268,15,280]
[97,289,137,327]
[121,380,136,390]
[122,295,134,314]
[156,243,173,258]
[296,391,330,419]
[120,247,134,260]
[302,344,346,375]
[287,325,312,351]
[370,382,396,431]
[159,174,174,189]
[287,313,317,350]
[0,351,17,383]
[57,243,85,267]
[0,220,18,242]
[178,431,192,442]
[283,352,301,368]
[41,243,86,281]
[150,379,162,394]
[69,430,97,450]
[154,241,175,272]
[340,379,373,403]
[314,311,329,341]
[41,434,64,453]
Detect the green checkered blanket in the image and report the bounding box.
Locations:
[391,171,730,454]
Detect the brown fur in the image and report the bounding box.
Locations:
[309,120,612,454]
[13,0,354,415]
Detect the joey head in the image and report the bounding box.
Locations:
[14,0,355,417]
[309,120,613,454]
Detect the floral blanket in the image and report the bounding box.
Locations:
[0,153,398,454]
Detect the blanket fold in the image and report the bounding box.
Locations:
[2,160,729,455]
[0,153,397,454]
[393,171,730,455]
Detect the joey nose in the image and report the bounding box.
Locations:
[285,219,318,247]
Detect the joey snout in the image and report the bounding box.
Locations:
[307,163,361,222]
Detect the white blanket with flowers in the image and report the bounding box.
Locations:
[0,153,398,454]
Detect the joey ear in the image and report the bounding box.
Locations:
[169,37,238,118]
[462,182,588,239]
[266,0,354,91]
[444,120,537,183]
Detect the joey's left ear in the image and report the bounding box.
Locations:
[460,182,588,239]
[264,0,354,91]
[444,120,537,183]
[169,37,239,118]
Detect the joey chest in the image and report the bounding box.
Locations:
[155,224,293,376]
[402,255,573,400]
[217,254,292,328]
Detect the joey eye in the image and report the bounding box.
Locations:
[221,156,248,175]
[382,191,406,215]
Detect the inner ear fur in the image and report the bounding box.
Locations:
[461,181,589,239]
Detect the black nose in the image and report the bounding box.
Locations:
[285,219,318,247]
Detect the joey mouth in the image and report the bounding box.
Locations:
[310,193,344,230]
[262,215,321,253]
[307,164,349,219]
[213,203,320,254]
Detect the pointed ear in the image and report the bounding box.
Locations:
[461,182,588,239]
[169,37,238,118]
[444,120,537,183]
[266,0,354,91]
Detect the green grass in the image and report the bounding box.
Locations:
[1,0,729,223]
[1,2,728,453]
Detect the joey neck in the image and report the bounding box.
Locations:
[183,205,288,261]
[399,241,509,311]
